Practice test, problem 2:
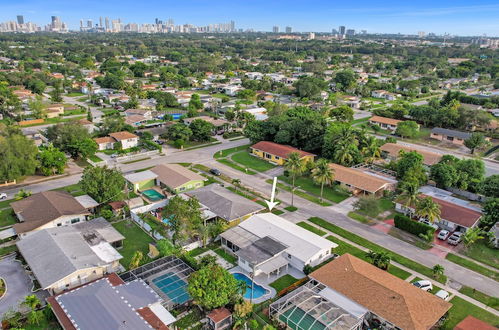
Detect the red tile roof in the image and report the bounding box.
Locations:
[207,307,232,323]
[251,141,316,159]
[109,131,139,141]
[369,115,402,126]
[454,316,497,330]
[137,307,170,330]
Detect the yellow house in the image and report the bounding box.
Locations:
[250,141,316,165]
[45,104,65,118]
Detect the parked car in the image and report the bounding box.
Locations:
[435,290,450,301]
[448,232,463,246]
[0,193,7,200]
[413,280,433,292]
[419,218,439,230]
[437,230,450,240]
[210,168,221,176]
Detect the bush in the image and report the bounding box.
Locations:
[142,139,162,152]
[303,264,313,275]
[394,214,435,237]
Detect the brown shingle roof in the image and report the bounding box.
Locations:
[151,163,205,189]
[207,308,231,323]
[93,136,115,144]
[380,143,442,166]
[12,191,89,234]
[423,195,482,228]
[329,163,393,193]
[251,141,316,159]
[310,254,452,330]
[109,131,138,141]
[454,316,497,330]
[369,115,402,126]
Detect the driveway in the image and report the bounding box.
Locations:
[0,255,33,316]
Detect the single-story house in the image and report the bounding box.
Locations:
[380,143,442,166]
[186,184,265,223]
[12,191,92,237]
[250,141,316,165]
[369,115,402,131]
[124,109,153,120]
[124,114,147,127]
[45,104,65,118]
[151,163,206,193]
[396,192,482,233]
[48,273,175,330]
[183,115,229,128]
[137,126,171,140]
[244,107,268,121]
[17,218,124,294]
[270,254,451,330]
[430,127,471,145]
[220,213,336,278]
[78,118,97,133]
[124,170,159,193]
[329,163,396,196]
[94,131,139,150]
[371,90,400,100]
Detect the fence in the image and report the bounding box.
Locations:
[116,150,160,163]
[0,180,16,187]
[447,187,487,202]
[130,200,169,241]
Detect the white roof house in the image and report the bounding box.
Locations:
[220,213,336,277]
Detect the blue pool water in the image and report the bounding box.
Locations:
[162,215,173,225]
[171,114,182,120]
[152,272,190,304]
[142,189,165,201]
[233,272,268,299]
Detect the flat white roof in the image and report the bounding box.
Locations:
[149,302,177,325]
[124,170,158,184]
[237,213,337,263]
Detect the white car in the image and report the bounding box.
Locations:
[0,193,7,200]
[437,230,450,240]
[413,280,433,292]
[419,219,439,230]
[435,290,450,301]
[448,232,463,246]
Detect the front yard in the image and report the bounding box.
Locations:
[441,296,499,329]
[112,220,154,270]
[278,175,350,203]
[0,208,17,227]
[461,241,499,271]
[230,151,276,172]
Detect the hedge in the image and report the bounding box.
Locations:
[394,214,435,237]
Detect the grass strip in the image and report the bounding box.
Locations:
[446,253,499,281]
[297,221,326,236]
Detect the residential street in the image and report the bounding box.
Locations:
[1,137,498,297]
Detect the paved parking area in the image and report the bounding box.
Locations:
[0,255,33,316]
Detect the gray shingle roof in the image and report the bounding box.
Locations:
[187,184,264,221]
[55,278,160,330]
[431,127,471,140]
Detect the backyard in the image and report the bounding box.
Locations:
[112,220,155,269]
[269,274,300,292]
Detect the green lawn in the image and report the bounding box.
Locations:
[213,247,238,264]
[445,253,499,281]
[112,220,154,270]
[272,209,284,215]
[216,158,257,175]
[278,175,349,203]
[441,296,499,329]
[66,92,85,97]
[214,144,251,158]
[0,198,13,210]
[462,241,499,270]
[231,151,276,172]
[326,235,411,280]
[269,274,299,292]
[297,221,327,236]
[311,217,446,283]
[63,108,86,116]
[0,208,17,227]
[459,286,499,310]
[271,180,332,207]
[284,206,298,212]
[347,211,371,224]
[88,154,103,162]
[173,308,204,329]
[0,245,17,257]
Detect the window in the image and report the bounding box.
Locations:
[275,156,280,160]
[265,153,272,159]
[71,218,80,224]
[57,223,62,227]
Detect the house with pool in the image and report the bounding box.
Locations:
[220,213,336,285]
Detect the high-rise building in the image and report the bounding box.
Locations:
[105,17,110,31]
[308,32,315,40]
[17,15,24,25]
[346,29,355,36]
[99,17,103,28]
[87,19,92,28]
[80,19,84,28]
[418,31,426,38]
[339,25,346,35]
[272,26,279,33]
[285,26,292,33]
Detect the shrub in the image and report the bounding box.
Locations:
[303,264,313,275]
[394,214,435,237]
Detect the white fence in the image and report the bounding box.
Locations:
[116,150,160,163]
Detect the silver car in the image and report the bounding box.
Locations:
[448,232,463,245]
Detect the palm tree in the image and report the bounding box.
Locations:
[311,159,335,203]
[361,136,381,164]
[432,264,445,279]
[399,181,420,216]
[27,310,44,326]
[22,295,40,311]
[365,250,391,270]
[232,178,241,192]
[462,227,485,250]
[415,197,441,223]
[284,152,307,206]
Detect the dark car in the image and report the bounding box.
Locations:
[210,168,221,176]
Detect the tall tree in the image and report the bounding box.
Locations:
[284,152,307,206]
[37,144,67,176]
[162,195,203,245]
[311,159,335,203]
[79,165,125,203]
[189,119,215,142]
[415,197,441,223]
[0,125,39,182]
[464,133,487,154]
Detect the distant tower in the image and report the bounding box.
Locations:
[339,25,346,35]
[105,17,110,31]
[80,19,84,28]
[99,16,103,28]
[87,19,92,28]
[17,15,24,25]
[285,26,292,33]
[272,26,279,33]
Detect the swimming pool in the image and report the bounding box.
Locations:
[152,272,191,305]
[142,189,165,201]
[162,215,173,225]
[233,272,268,299]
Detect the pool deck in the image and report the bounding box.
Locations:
[141,187,167,203]
[229,266,305,304]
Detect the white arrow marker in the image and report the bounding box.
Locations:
[265,177,280,211]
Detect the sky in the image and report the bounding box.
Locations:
[1,0,499,36]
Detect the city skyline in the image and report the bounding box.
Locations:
[1,0,499,36]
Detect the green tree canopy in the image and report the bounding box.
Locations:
[45,122,96,159]
[37,144,67,176]
[0,125,38,182]
[329,105,354,122]
[189,119,215,142]
[481,175,499,198]
[395,121,419,138]
[79,165,125,203]
[162,195,203,245]
[167,123,193,142]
